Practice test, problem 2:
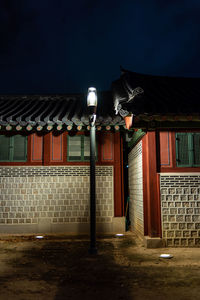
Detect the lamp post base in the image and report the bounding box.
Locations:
[89,247,98,255]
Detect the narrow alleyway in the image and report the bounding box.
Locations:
[0,232,199,300]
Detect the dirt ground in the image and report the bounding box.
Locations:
[0,232,200,300]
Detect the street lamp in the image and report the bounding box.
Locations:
[87,87,97,254]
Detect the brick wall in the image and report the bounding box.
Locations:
[0,166,114,233]
[160,173,200,247]
[128,141,144,238]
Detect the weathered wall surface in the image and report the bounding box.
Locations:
[128,141,144,238]
[0,166,119,234]
[160,173,200,247]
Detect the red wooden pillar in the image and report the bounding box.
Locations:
[100,132,124,217]
[114,132,124,217]
[142,132,161,237]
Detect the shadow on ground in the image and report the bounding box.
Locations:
[0,236,135,300]
[0,234,200,299]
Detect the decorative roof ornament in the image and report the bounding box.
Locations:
[37,125,43,131]
[6,125,12,131]
[16,125,22,131]
[113,67,144,117]
[106,125,111,131]
[26,125,32,131]
[67,125,72,130]
[77,125,82,131]
[114,86,144,117]
[57,124,62,131]
[47,125,53,131]
[126,86,144,103]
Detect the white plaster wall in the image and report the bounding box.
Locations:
[128,141,144,238]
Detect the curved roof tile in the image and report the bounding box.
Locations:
[112,68,200,117]
[0,93,124,129]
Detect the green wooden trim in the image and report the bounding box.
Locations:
[192,133,200,167]
[176,133,190,167]
[188,134,194,166]
[128,129,145,149]
[9,137,14,161]
[0,135,10,161]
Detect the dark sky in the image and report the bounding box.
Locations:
[0,0,200,94]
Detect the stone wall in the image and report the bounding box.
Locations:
[128,141,144,238]
[0,166,117,234]
[160,173,200,247]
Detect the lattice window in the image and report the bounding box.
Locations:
[176,133,200,167]
[0,135,27,162]
[67,135,97,162]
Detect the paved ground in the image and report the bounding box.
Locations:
[0,232,200,300]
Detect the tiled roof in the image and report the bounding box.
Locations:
[0,92,124,130]
[112,68,200,118]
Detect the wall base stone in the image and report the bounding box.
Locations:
[0,217,125,235]
[143,236,165,248]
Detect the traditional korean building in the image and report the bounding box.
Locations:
[112,68,200,247]
[1,68,200,247]
[0,92,126,234]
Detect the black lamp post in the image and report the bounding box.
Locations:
[87,87,97,254]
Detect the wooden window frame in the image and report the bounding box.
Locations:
[0,135,27,162]
[176,132,200,167]
[67,134,98,162]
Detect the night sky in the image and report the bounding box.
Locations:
[0,0,200,94]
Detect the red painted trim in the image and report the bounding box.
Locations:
[0,131,120,167]
[159,132,173,167]
[63,131,68,163]
[31,133,43,162]
[50,132,63,162]
[101,132,114,161]
[43,133,51,165]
